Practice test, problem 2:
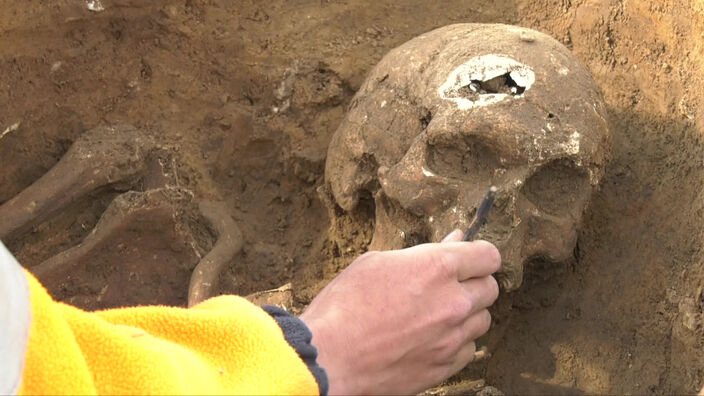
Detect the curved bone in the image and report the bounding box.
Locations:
[0,125,154,240]
[32,188,202,308]
[188,200,244,307]
[368,192,407,251]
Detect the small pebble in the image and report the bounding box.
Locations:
[50,61,63,73]
[520,31,535,43]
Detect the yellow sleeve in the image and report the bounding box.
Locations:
[19,270,319,395]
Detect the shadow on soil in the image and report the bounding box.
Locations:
[483,107,704,394]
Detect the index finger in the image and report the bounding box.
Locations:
[443,240,502,281]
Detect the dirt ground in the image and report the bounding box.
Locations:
[1,0,703,394]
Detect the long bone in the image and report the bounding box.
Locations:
[0,125,154,240]
[32,187,199,290]
[32,188,244,308]
[188,200,244,307]
[1,124,244,308]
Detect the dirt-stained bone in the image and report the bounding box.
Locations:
[32,188,203,307]
[30,189,243,309]
[188,200,244,307]
[0,124,243,308]
[325,24,612,290]
[0,125,154,240]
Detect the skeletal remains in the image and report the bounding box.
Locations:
[0,23,611,313]
[324,24,612,290]
[0,125,242,308]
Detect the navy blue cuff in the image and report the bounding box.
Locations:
[262,305,329,395]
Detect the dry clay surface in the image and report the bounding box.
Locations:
[1,0,703,394]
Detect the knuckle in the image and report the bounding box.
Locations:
[460,342,477,366]
[444,342,476,380]
[433,252,456,280]
[479,309,492,334]
[359,250,380,262]
[465,309,492,341]
[442,329,465,356]
[468,341,477,356]
[487,276,500,302]
[354,250,381,267]
[444,296,471,325]
[450,328,465,349]
[430,365,453,385]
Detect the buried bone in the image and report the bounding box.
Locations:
[32,188,201,308]
[188,200,244,307]
[0,125,155,240]
[31,187,242,308]
[324,24,612,291]
[30,188,243,309]
[0,124,242,308]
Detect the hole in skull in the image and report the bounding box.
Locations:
[455,72,526,99]
[427,136,502,183]
[523,159,589,216]
[358,154,381,193]
[420,109,432,130]
[357,189,377,220]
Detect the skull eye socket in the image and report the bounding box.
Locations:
[426,136,502,183]
[523,159,590,216]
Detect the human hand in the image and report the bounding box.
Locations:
[300,230,501,395]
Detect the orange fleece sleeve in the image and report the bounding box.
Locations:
[19,270,320,395]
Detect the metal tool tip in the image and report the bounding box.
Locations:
[489,186,497,193]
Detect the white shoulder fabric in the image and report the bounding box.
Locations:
[0,240,31,395]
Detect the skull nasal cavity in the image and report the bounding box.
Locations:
[460,73,526,98]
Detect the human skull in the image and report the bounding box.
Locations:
[325,24,611,290]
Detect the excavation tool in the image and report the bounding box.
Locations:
[463,186,497,241]
[464,186,497,364]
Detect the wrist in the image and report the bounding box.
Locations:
[300,313,354,395]
[263,306,329,395]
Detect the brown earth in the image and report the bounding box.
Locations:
[1,0,703,394]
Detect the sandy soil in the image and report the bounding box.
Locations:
[1,0,703,393]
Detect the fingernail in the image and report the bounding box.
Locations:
[441,229,462,243]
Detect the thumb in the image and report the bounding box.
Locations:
[441,229,464,243]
